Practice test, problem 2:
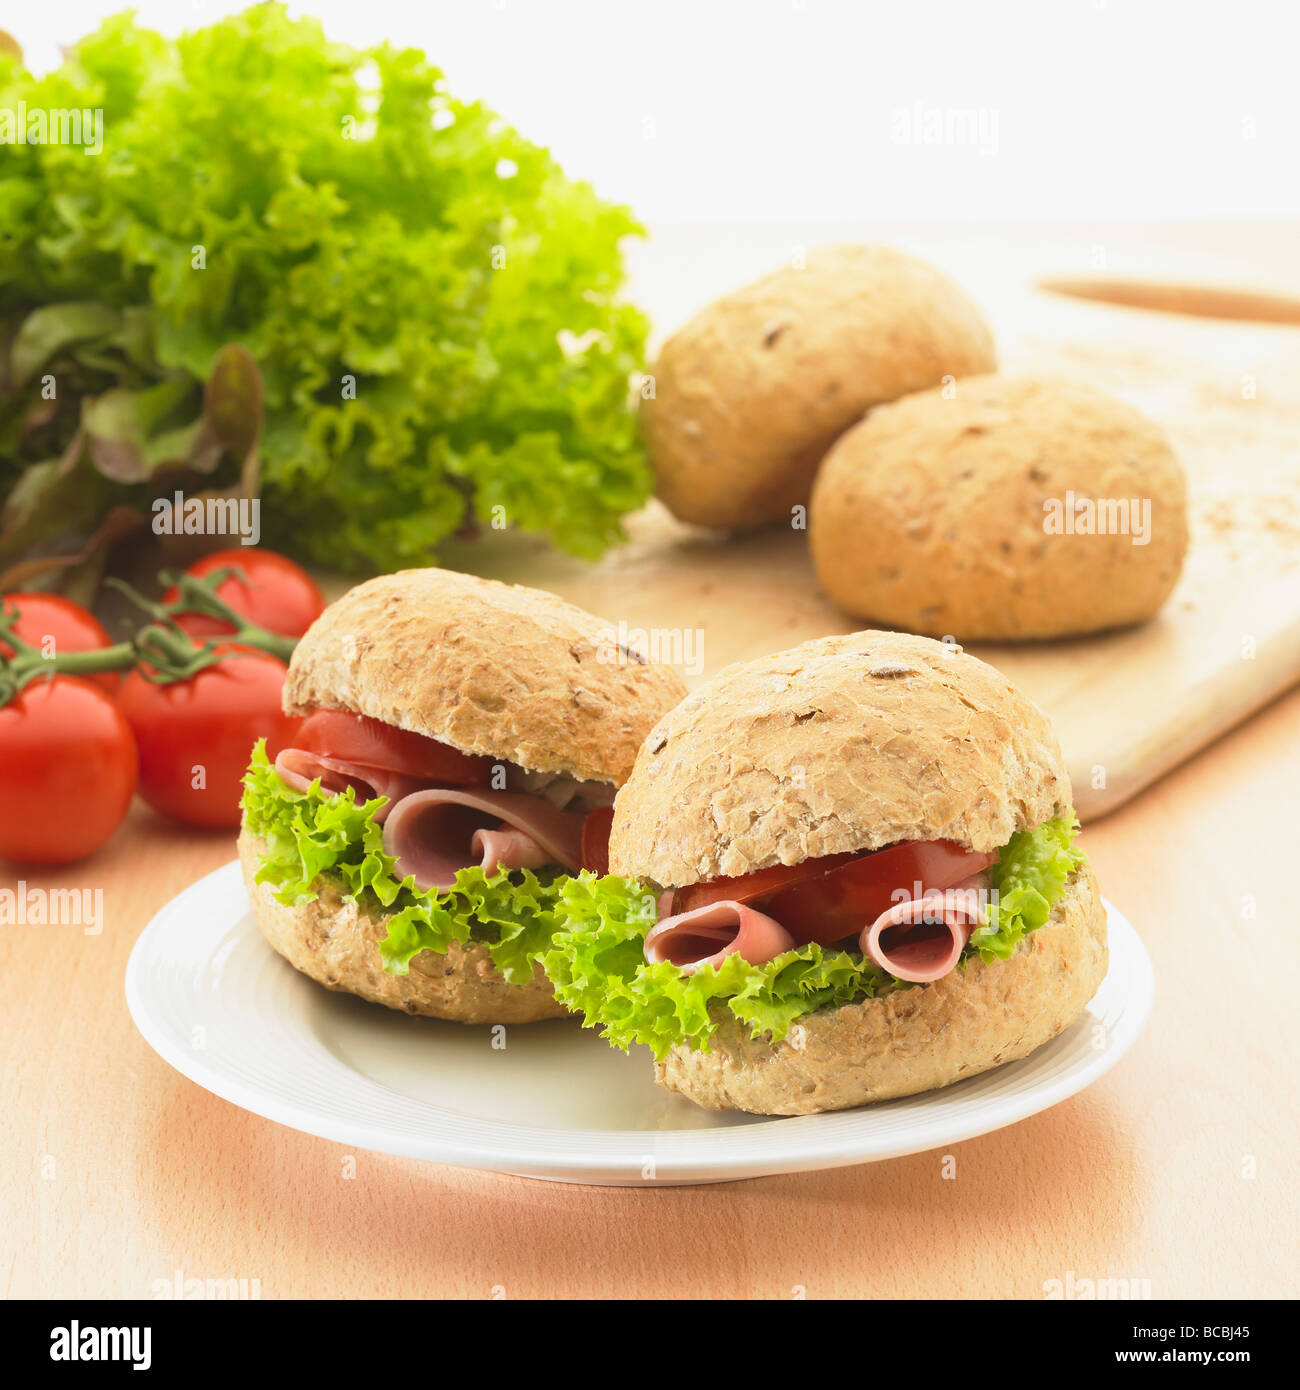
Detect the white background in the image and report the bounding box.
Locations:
[9,0,1300,224]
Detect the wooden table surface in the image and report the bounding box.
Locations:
[3,681,1295,1299]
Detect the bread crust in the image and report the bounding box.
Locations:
[609,630,1070,886]
[809,374,1189,639]
[653,863,1107,1114]
[642,243,996,528]
[238,829,568,1024]
[283,568,687,786]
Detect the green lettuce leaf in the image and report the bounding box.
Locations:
[540,817,1085,1058]
[1,5,649,574]
[540,875,894,1060]
[969,815,1084,961]
[240,741,565,984]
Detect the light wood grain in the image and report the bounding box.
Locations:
[3,223,1299,1299]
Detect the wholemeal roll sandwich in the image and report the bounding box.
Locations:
[540,630,1107,1114]
[239,569,687,1024]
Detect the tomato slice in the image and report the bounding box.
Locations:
[669,840,998,948]
[293,710,492,785]
[580,805,614,875]
[764,841,998,946]
[672,852,858,914]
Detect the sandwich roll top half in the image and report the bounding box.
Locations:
[280,567,681,786]
[539,630,1108,1114]
[609,630,1071,880]
[239,568,687,1024]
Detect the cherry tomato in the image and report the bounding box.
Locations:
[1,592,120,693]
[580,805,614,875]
[670,841,999,947]
[293,710,492,785]
[117,648,300,828]
[0,677,137,863]
[163,548,326,640]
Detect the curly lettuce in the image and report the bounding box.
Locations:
[240,742,563,984]
[969,815,1084,961]
[541,817,1086,1058]
[541,875,892,1059]
[0,5,649,573]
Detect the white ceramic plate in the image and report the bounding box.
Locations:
[125,861,1154,1185]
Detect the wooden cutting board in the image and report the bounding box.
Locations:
[423,224,1300,821]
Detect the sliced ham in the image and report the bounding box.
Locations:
[859,873,989,983]
[471,825,552,875]
[273,749,432,824]
[382,787,586,893]
[643,900,797,974]
[667,840,999,948]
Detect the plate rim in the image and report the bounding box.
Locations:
[125,860,1155,1184]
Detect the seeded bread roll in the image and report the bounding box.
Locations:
[249,569,687,1024]
[609,630,1070,887]
[654,862,1107,1115]
[641,243,997,529]
[238,832,568,1023]
[605,629,1106,1116]
[283,568,688,784]
[809,375,1189,639]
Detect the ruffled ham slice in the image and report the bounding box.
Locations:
[381,787,586,893]
[471,825,552,875]
[859,874,989,983]
[273,749,432,824]
[643,900,796,974]
[644,869,993,984]
[665,841,999,948]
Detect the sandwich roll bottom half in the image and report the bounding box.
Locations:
[539,630,1108,1115]
[238,568,686,1024]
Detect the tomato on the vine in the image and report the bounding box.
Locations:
[1,593,120,694]
[0,677,138,864]
[118,647,300,828]
[163,549,325,640]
